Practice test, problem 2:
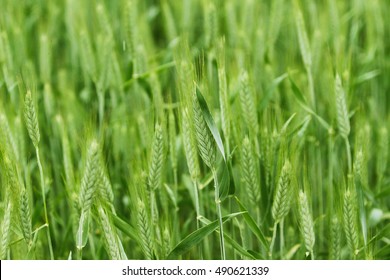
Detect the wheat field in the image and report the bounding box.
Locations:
[0,0,389,260]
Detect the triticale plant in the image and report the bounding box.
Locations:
[272,160,293,223]
[24,90,40,148]
[298,190,315,259]
[79,140,100,213]
[97,205,121,260]
[192,92,216,169]
[0,201,12,260]
[241,136,260,212]
[343,189,359,258]
[137,199,154,260]
[19,188,32,247]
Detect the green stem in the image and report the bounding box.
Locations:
[193,180,203,259]
[150,189,158,231]
[269,222,278,259]
[150,190,160,260]
[344,137,352,175]
[328,132,334,216]
[280,219,285,259]
[193,180,201,230]
[172,169,180,246]
[212,167,226,260]
[11,223,47,248]
[27,223,48,259]
[97,88,105,128]
[229,197,237,259]
[36,147,54,260]
[77,248,83,260]
[306,66,316,111]
[226,141,237,259]
[198,183,211,259]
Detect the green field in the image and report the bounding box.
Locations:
[0,0,389,260]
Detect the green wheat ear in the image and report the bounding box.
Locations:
[148,123,164,191]
[0,113,19,161]
[239,71,258,135]
[241,136,260,208]
[97,205,121,260]
[294,0,312,69]
[192,91,216,168]
[20,188,32,246]
[272,160,292,223]
[3,155,21,206]
[98,168,115,213]
[79,140,100,213]
[298,190,315,258]
[335,74,350,138]
[330,216,341,260]
[168,109,177,174]
[137,199,154,260]
[0,201,12,259]
[24,90,40,148]
[343,189,359,258]
[181,107,200,180]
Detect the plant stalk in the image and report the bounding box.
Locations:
[212,167,226,260]
[280,219,285,259]
[269,222,278,259]
[36,147,54,260]
[344,137,352,175]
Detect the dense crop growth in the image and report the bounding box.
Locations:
[0,0,389,260]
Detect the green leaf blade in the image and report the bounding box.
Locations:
[167,212,244,259]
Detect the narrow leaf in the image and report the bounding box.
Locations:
[246,250,264,260]
[167,212,244,259]
[280,113,297,135]
[289,115,311,137]
[260,73,288,110]
[195,86,231,199]
[235,196,269,250]
[164,183,178,209]
[227,160,236,195]
[285,244,301,260]
[195,86,226,160]
[376,186,390,199]
[365,223,390,247]
[289,77,330,130]
[355,179,367,245]
[112,215,139,242]
[199,216,258,259]
[218,161,231,201]
[289,76,307,105]
[377,244,390,259]
[76,211,90,250]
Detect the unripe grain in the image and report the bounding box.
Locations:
[272,160,292,222]
[343,190,359,257]
[24,90,40,148]
[79,140,100,212]
[298,191,315,255]
[192,93,216,168]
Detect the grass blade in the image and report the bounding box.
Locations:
[199,216,258,260]
[235,196,269,251]
[195,86,226,160]
[195,86,231,200]
[167,212,244,259]
[112,215,140,242]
